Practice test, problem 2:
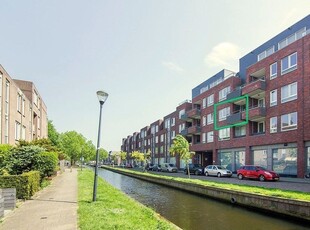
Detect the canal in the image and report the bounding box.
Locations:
[97,168,308,230]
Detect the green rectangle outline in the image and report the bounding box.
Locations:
[214,94,249,130]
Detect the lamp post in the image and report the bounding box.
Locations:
[93,90,108,202]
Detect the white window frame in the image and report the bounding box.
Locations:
[278,27,306,50]
[15,121,21,140]
[207,131,214,143]
[219,128,230,140]
[202,133,206,143]
[281,112,297,131]
[219,87,230,101]
[281,82,297,103]
[207,94,214,106]
[235,125,246,137]
[270,62,277,79]
[281,52,297,75]
[270,89,277,107]
[219,107,230,121]
[207,113,213,124]
[258,46,274,61]
[270,117,277,133]
[202,116,206,126]
[202,98,207,109]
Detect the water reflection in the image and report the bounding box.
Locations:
[97,169,308,230]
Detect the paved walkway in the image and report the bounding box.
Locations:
[0,168,78,230]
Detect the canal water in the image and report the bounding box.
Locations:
[97,168,308,230]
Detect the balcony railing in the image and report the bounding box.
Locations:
[242,79,266,98]
[187,125,201,135]
[187,108,201,119]
[242,106,266,121]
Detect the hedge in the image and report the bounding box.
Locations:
[0,171,40,199]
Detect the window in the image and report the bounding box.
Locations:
[281,82,297,103]
[219,87,230,101]
[17,94,22,113]
[270,62,277,79]
[155,136,158,143]
[281,52,297,75]
[219,107,230,121]
[202,98,207,108]
[207,131,214,143]
[171,131,175,139]
[207,113,213,124]
[179,109,185,119]
[234,126,246,137]
[171,118,175,126]
[258,46,274,61]
[270,117,277,133]
[207,94,214,106]
[15,121,21,140]
[219,128,230,140]
[202,133,206,143]
[252,121,265,134]
[270,90,277,107]
[160,134,164,142]
[155,125,158,132]
[281,112,297,131]
[179,123,185,133]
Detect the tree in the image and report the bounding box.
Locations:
[131,151,150,171]
[119,151,127,166]
[169,135,195,179]
[98,148,109,162]
[59,131,85,165]
[48,120,60,147]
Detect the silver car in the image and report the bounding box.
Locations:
[161,163,178,173]
[204,165,232,177]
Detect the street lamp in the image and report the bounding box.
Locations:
[93,90,109,202]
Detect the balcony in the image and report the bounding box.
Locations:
[187,125,201,135]
[242,80,266,99]
[227,112,243,125]
[242,106,266,121]
[180,129,188,136]
[187,108,201,120]
[180,114,189,121]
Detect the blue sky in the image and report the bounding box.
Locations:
[1,1,310,151]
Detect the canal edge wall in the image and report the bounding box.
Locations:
[105,167,310,222]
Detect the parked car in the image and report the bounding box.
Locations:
[145,163,154,171]
[161,163,178,173]
[152,164,162,172]
[204,165,232,177]
[237,165,280,181]
[184,163,204,175]
[126,163,133,168]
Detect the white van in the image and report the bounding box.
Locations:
[161,163,178,173]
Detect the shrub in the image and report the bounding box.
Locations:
[0,171,40,199]
[34,151,59,177]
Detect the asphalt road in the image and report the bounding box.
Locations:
[142,169,310,193]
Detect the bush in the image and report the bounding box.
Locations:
[34,151,59,177]
[0,171,40,199]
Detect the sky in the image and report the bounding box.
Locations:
[1,1,310,151]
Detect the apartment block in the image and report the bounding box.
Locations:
[121,15,310,178]
[0,65,48,145]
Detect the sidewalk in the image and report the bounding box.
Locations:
[0,168,78,230]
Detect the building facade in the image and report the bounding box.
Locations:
[0,65,48,145]
[121,15,310,178]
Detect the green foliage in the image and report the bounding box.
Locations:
[169,135,195,178]
[0,171,40,199]
[34,152,59,177]
[48,120,60,146]
[0,144,13,169]
[4,145,45,175]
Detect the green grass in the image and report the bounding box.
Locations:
[108,167,310,202]
[78,169,179,230]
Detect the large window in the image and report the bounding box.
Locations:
[270,117,277,133]
[281,52,297,75]
[258,46,274,61]
[219,87,230,101]
[278,27,306,50]
[270,89,277,107]
[202,98,207,109]
[15,121,21,140]
[272,148,297,176]
[281,112,297,131]
[281,82,297,103]
[202,133,206,143]
[253,150,267,168]
[202,116,206,126]
[270,62,277,79]
[219,107,230,121]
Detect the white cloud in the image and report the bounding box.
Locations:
[162,61,184,73]
[205,42,241,70]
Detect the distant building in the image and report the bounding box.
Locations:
[121,15,310,178]
[0,64,48,145]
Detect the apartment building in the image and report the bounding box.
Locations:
[0,65,48,145]
[121,15,310,178]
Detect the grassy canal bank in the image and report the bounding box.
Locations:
[78,169,180,230]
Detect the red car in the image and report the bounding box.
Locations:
[237,165,280,181]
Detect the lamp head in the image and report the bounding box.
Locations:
[97,90,109,104]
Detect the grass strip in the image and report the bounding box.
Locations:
[78,169,179,230]
[107,166,310,202]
